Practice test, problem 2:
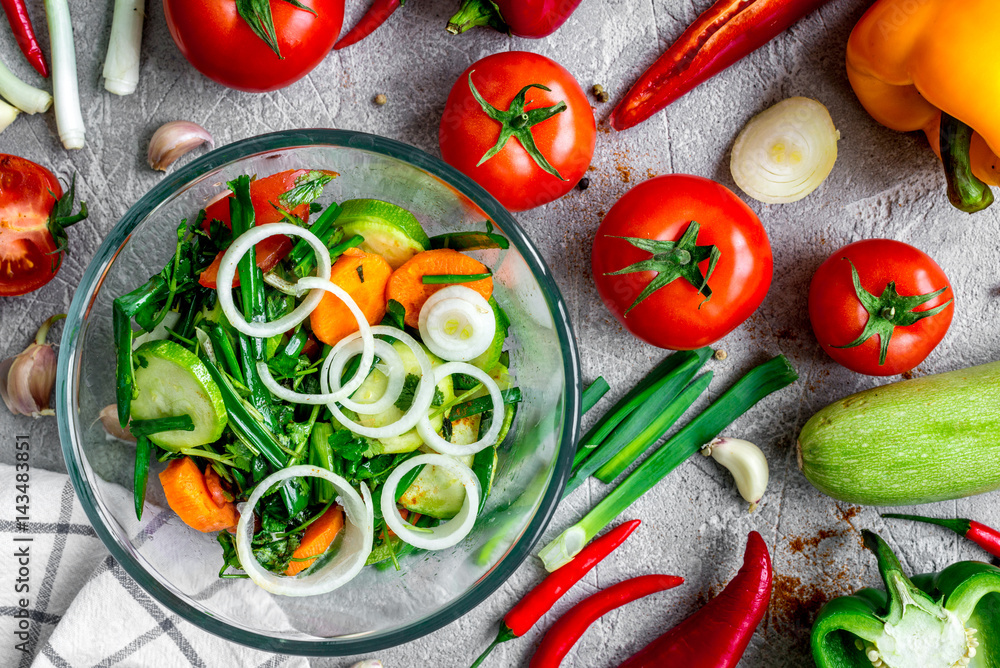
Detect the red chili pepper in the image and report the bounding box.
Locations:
[446,0,582,40]
[470,519,641,668]
[882,513,1000,558]
[619,531,772,668]
[609,0,832,131]
[0,0,49,78]
[529,574,684,668]
[334,0,402,50]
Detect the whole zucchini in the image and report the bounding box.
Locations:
[798,361,1000,506]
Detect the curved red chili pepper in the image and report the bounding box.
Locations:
[619,531,772,668]
[470,520,641,668]
[882,513,1000,558]
[446,0,582,40]
[529,574,684,668]
[334,0,401,50]
[609,0,832,131]
[0,0,49,78]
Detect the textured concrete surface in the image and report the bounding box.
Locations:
[4,0,1000,666]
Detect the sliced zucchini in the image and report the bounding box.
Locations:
[398,416,479,519]
[355,339,455,454]
[335,199,430,269]
[130,340,227,450]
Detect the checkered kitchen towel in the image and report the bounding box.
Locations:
[0,464,309,668]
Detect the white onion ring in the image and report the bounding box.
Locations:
[255,276,375,405]
[322,326,437,439]
[418,286,496,363]
[418,362,503,456]
[216,223,332,338]
[234,465,373,596]
[325,337,405,415]
[380,454,480,550]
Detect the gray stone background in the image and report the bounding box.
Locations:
[3,0,1000,666]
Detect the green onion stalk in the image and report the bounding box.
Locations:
[0,98,17,132]
[0,57,51,114]
[539,355,798,571]
[103,0,146,95]
[44,0,85,148]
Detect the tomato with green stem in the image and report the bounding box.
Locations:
[439,51,595,212]
[809,239,954,376]
[163,0,344,93]
[0,154,87,297]
[591,175,772,350]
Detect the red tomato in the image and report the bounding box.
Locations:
[163,0,344,93]
[198,169,311,289]
[439,52,595,212]
[592,175,773,350]
[809,239,954,376]
[0,155,82,297]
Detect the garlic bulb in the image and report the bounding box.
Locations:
[147,121,213,171]
[701,438,769,512]
[0,314,64,417]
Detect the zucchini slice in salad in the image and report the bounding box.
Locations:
[398,416,480,519]
[470,297,509,373]
[335,198,431,269]
[130,340,227,450]
[354,339,455,454]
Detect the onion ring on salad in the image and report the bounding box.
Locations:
[234,465,373,596]
[255,276,376,404]
[417,362,504,456]
[380,454,480,550]
[324,337,406,415]
[418,286,496,363]
[322,327,437,439]
[216,223,332,339]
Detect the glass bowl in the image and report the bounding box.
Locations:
[56,129,581,655]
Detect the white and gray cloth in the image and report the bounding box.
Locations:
[0,464,309,668]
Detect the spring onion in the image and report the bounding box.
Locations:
[417,362,503,456]
[44,0,85,148]
[430,231,510,251]
[581,377,610,415]
[730,97,839,204]
[593,371,714,483]
[573,349,709,471]
[129,414,194,437]
[568,348,711,492]
[134,436,150,520]
[0,57,51,114]
[421,272,492,285]
[0,98,17,132]
[418,285,496,362]
[103,0,145,95]
[540,355,797,571]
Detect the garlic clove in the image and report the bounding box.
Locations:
[100,404,136,442]
[148,121,214,171]
[349,661,383,668]
[701,437,769,512]
[1,344,57,417]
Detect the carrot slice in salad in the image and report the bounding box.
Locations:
[385,248,493,328]
[285,505,345,576]
[310,247,393,346]
[159,457,239,533]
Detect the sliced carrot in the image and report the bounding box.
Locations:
[203,464,229,508]
[310,247,393,346]
[285,505,345,576]
[159,457,239,533]
[386,249,494,327]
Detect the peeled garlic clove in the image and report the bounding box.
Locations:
[148,121,213,171]
[100,404,136,442]
[349,661,383,668]
[701,438,769,512]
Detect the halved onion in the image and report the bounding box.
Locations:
[255,275,375,405]
[323,326,437,439]
[380,454,480,550]
[216,223,332,339]
[730,97,840,204]
[234,465,373,596]
[417,362,503,456]
[325,337,405,415]
[418,286,496,362]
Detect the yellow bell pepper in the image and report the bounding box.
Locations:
[847,0,999,212]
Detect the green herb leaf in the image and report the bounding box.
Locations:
[394,373,421,411]
[381,299,406,330]
[329,429,368,462]
[279,170,336,208]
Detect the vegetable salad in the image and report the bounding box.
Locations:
[111,169,519,595]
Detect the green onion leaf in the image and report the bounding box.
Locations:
[421,272,492,285]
